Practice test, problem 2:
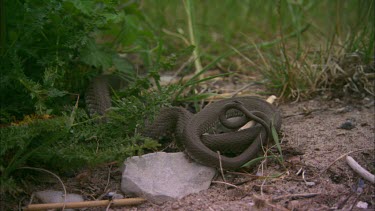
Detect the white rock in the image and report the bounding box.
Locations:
[356,201,368,209]
[34,190,84,211]
[121,152,217,204]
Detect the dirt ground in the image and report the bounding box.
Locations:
[124,97,373,211]
[11,70,373,211]
[18,95,373,211]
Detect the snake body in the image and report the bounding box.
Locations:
[143,97,282,169]
[85,77,282,169]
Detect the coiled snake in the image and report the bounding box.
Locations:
[85,77,282,169]
[143,97,282,169]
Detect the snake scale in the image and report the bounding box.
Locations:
[85,76,282,169]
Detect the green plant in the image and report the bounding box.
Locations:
[0,0,151,123]
[142,0,374,100]
[255,0,374,100]
[0,75,177,194]
[0,116,70,194]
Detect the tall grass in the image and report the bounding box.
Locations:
[142,0,374,100]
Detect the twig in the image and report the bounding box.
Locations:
[162,28,190,45]
[226,171,283,179]
[282,108,327,118]
[211,181,239,189]
[346,156,375,184]
[231,82,256,98]
[105,200,113,211]
[19,167,67,210]
[260,177,267,196]
[253,194,289,211]
[217,151,227,189]
[171,56,195,81]
[104,165,112,192]
[318,149,369,177]
[23,198,146,210]
[272,193,320,202]
[349,193,362,211]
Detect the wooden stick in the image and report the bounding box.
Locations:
[23,198,146,211]
[346,156,375,184]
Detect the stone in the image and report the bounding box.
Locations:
[34,190,84,211]
[121,152,217,204]
[356,201,368,209]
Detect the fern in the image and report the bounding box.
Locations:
[0,0,151,123]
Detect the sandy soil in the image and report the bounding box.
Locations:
[19,96,373,211]
[120,97,373,211]
[10,73,373,211]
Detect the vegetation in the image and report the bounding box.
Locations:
[0,0,373,197]
[143,0,374,99]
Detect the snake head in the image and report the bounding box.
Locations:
[218,101,249,129]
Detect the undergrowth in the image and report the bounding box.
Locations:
[143,0,375,100]
[259,0,374,100]
[0,77,178,195]
[0,0,148,123]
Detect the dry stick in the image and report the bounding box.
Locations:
[253,194,289,211]
[23,198,146,211]
[349,193,363,211]
[171,56,195,81]
[346,155,375,184]
[317,149,368,178]
[226,171,283,180]
[217,151,228,189]
[231,82,257,98]
[19,167,67,210]
[104,165,112,192]
[272,193,321,202]
[105,201,113,211]
[211,181,239,189]
[260,177,267,196]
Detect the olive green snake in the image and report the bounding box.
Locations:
[85,77,282,169]
[142,96,282,169]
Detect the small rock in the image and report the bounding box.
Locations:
[338,118,356,130]
[104,192,124,200]
[356,201,368,209]
[362,97,374,108]
[288,200,301,210]
[305,181,316,186]
[121,152,217,204]
[34,190,84,211]
[171,202,181,209]
[334,106,353,114]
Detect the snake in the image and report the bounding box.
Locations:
[85,76,282,169]
[142,96,282,169]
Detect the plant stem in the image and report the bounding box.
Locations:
[0,0,6,55]
[183,0,203,78]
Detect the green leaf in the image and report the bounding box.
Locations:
[47,88,68,98]
[241,155,276,168]
[176,93,217,102]
[80,40,112,69]
[271,124,283,162]
[66,0,96,16]
[112,55,134,74]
